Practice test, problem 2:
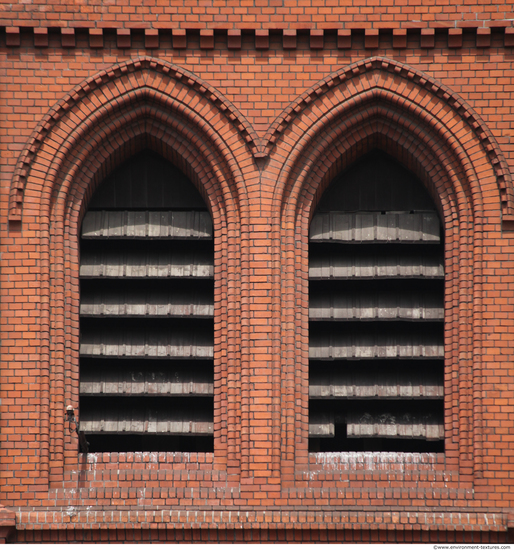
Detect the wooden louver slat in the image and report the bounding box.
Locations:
[80,288,214,317]
[309,290,443,321]
[80,328,214,358]
[309,328,444,360]
[80,366,214,396]
[308,411,444,441]
[309,367,443,399]
[309,252,444,280]
[310,212,440,243]
[79,249,214,279]
[80,406,214,435]
[82,210,213,240]
[346,412,444,440]
[308,173,445,452]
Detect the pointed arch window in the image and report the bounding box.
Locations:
[78,150,214,452]
[308,150,445,453]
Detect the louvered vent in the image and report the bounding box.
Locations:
[308,151,445,452]
[79,150,214,452]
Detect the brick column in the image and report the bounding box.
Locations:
[239,174,282,501]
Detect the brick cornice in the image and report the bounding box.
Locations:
[1,24,514,50]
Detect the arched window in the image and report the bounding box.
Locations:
[78,150,214,452]
[308,150,444,453]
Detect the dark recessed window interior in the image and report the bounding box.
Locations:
[308,150,445,453]
[79,149,214,452]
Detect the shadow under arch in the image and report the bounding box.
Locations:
[271,58,498,482]
[17,58,252,484]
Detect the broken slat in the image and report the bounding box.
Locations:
[82,211,213,240]
[309,367,443,399]
[308,413,335,438]
[346,412,444,440]
[310,212,440,243]
[309,290,443,321]
[80,250,214,278]
[80,406,214,435]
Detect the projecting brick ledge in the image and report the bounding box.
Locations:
[13,509,509,533]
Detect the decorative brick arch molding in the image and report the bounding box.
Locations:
[271,57,512,482]
[10,57,254,483]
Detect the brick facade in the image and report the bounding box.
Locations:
[1,2,514,543]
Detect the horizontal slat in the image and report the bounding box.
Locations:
[80,407,213,435]
[80,250,213,278]
[80,329,213,358]
[80,367,213,396]
[309,290,443,321]
[308,411,444,440]
[310,212,440,243]
[309,329,443,359]
[309,367,443,399]
[82,211,213,240]
[309,253,443,279]
[347,412,444,440]
[80,289,214,317]
[308,416,335,438]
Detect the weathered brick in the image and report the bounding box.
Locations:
[1,0,514,544]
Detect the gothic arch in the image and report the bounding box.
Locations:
[269,56,513,220]
[9,56,259,220]
[271,57,506,480]
[13,57,253,483]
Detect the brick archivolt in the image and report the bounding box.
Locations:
[269,56,513,220]
[10,56,512,221]
[8,56,258,222]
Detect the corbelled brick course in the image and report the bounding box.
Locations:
[1,1,514,543]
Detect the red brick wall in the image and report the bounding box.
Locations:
[1,0,514,28]
[1,3,514,542]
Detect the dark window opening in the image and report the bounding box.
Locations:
[308,150,445,453]
[79,149,214,452]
